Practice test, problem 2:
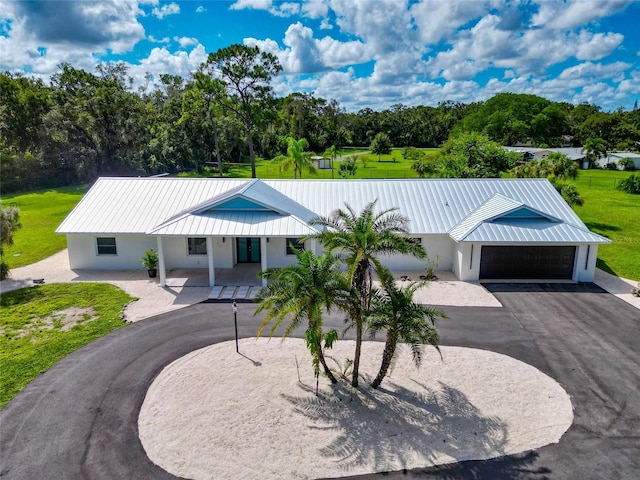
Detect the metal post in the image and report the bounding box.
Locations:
[232,301,239,353]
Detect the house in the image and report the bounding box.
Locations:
[596,152,640,170]
[504,147,587,168]
[56,177,609,287]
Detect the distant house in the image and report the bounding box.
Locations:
[597,152,640,170]
[56,177,609,287]
[504,147,586,167]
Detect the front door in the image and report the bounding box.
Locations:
[236,237,261,263]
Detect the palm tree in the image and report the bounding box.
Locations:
[582,137,609,169]
[367,268,446,389]
[309,200,426,387]
[276,137,316,179]
[255,249,349,386]
[323,144,337,179]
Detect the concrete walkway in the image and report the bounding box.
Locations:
[0,250,504,320]
[1,250,638,322]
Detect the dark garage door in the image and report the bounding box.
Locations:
[480,246,576,280]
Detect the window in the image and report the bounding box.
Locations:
[286,238,304,255]
[188,237,207,255]
[96,237,117,255]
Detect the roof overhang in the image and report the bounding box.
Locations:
[147,211,318,237]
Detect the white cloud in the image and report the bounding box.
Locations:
[148,35,170,44]
[229,0,299,17]
[574,31,624,60]
[319,18,332,30]
[301,0,329,19]
[230,0,272,10]
[532,0,631,30]
[245,23,369,74]
[411,0,494,44]
[330,0,418,56]
[174,36,199,48]
[152,2,180,19]
[617,70,640,95]
[128,45,208,90]
[196,6,206,13]
[0,0,145,73]
[558,61,630,82]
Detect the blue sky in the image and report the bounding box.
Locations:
[1,0,639,112]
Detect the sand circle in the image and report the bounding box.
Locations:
[139,339,573,479]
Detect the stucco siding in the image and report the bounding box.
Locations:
[573,244,598,282]
[379,235,455,271]
[160,236,234,269]
[265,237,307,269]
[66,234,155,270]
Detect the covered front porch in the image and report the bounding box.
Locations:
[155,235,318,291]
[147,178,321,291]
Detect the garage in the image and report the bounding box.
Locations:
[480,246,576,280]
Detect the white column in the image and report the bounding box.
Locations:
[309,238,317,254]
[207,237,215,287]
[260,237,268,287]
[157,236,166,287]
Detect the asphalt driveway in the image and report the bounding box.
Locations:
[1,283,639,479]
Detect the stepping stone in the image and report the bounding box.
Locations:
[208,286,223,300]
[236,286,250,299]
[220,287,236,300]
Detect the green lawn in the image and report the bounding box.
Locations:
[185,148,441,180]
[1,185,88,268]
[569,170,640,280]
[0,283,134,409]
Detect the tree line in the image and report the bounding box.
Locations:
[2,44,639,194]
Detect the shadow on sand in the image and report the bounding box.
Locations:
[283,379,509,475]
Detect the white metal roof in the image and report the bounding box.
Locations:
[56,177,609,244]
[147,211,317,237]
[462,219,607,243]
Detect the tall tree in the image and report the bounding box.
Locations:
[370,132,392,161]
[181,72,227,176]
[0,203,21,280]
[255,250,348,387]
[438,132,520,178]
[367,268,446,389]
[309,201,426,387]
[275,137,316,179]
[203,44,282,178]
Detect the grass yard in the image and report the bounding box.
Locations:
[1,185,88,268]
[569,170,640,280]
[185,148,441,180]
[0,283,134,409]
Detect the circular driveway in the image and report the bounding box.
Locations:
[1,283,639,479]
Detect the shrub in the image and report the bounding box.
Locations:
[338,157,358,178]
[617,173,640,194]
[618,158,636,171]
